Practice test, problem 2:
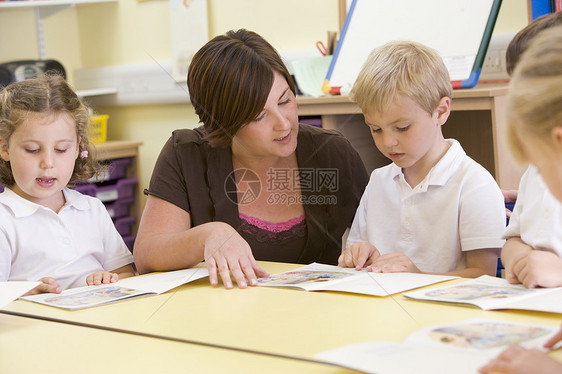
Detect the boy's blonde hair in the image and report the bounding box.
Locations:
[506,25,562,163]
[0,73,100,187]
[351,40,452,115]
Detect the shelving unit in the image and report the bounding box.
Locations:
[0,0,117,99]
[93,140,143,251]
[0,0,115,8]
[0,0,116,60]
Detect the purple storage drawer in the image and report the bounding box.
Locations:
[72,183,96,197]
[114,215,136,236]
[299,116,323,128]
[88,158,132,183]
[122,235,135,252]
[105,197,134,219]
[74,177,137,202]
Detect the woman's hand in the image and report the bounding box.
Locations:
[204,222,269,289]
[23,277,62,296]
[338,242,381,270]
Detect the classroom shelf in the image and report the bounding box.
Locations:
[0,0,116,10]
[0,0,117,60]
[95,140,143,252]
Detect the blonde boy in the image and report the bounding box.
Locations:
[338,41,506,277]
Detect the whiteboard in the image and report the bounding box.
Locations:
[325,0,502,91]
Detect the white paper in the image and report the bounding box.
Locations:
[20,268,209,310]
[316,318,558,374]
[116,267,208,294]
[0,281,41,309]
[257,263,457,296]
[404,275,562,313]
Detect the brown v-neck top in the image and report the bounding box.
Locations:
[146,124,369,265]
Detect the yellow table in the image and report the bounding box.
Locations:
[0,312,348,374]
[3,262,561,372]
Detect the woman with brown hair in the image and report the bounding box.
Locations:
[133,29,368,289]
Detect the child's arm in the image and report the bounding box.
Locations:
[511,250,562,288]
[366,248,498,277]
[445,248,499,278]
[338,242,380,270]
[23,277,62,296]
[501,237,533,283]
[86,264,136,286]
[478,344,562,374]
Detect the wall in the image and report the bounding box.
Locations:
[0,6,82,78]
[0,0,528,209]
[494,0,529,32]
[85,0,340,206]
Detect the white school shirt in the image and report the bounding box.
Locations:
[346,139,506,273]
[504,165,562,256]
[0,187,133,289]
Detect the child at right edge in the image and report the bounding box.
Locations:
[496,11,562,290]
[338,41,506,277]
[479,23,562,374]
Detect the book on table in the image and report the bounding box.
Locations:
[257,262,458,296]
[1,281,41,309]
[20,268,209,311]
[404,275,562,314]
[316,318,558,374]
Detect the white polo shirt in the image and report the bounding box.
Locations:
[0,187,133,289]
[346,139,506,273]
[504,165,562,256]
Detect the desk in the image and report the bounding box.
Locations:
[0,313,343,374]
[3,262,561,373]
[297,84,524,190]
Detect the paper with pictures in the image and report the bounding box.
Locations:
[316,318,558,374]
[20,268,209,310]
[404,275,562,314]
[257,263,457,296]
[0,281,41,309]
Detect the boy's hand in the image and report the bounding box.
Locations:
[367,253,421,273]
[86,271,119,286]
[338,242,380,270]
[23,277,62,296]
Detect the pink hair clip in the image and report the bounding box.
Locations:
[80,150,88,159]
